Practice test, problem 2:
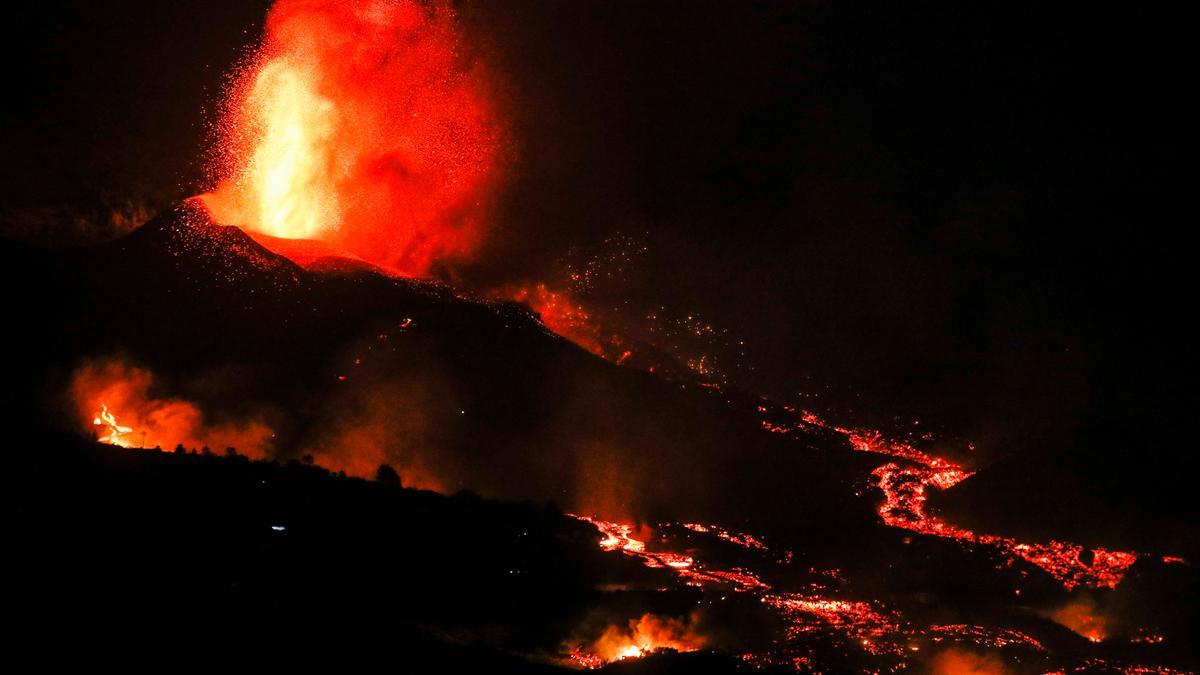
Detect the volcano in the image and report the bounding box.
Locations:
[13,200,884,534]
[4,202,1196,672]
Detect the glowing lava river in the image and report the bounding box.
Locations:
[759,406,1142,592]
[82,318,1192,673]
[557,401,1191,672]
[78,274,1192,673]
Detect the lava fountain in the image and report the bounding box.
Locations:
[200,0,502,275]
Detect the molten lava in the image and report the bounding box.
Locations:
[1044,596,1110,643]
[759,405,1144,591]
[201,0,500,275]
[496,283,626,359]
[571,515,1052,669]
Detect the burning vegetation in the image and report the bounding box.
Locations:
[569,613,706,667]
[56,203,1192,673]
[756,405,1144,592]
[71,357,273,457]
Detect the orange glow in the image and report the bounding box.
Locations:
[301,372,450,492]
[1045,597,1110,643]
[757,405,1143,590]
[498,283,609,356]
[762,593,902,651]
[570,613,705,667]
[92,403,134,446]
[71,357,274,457]
[304,409,447,492]
[201,0,500,275]
[928,648,1012,675]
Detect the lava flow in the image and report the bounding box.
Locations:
[497,284,612,357]
[200,0,501,275]
[568,514,1053,670]
[760,405,1144,591]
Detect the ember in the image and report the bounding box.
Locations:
[201,0,500,275]
[498,283,611,357]
[570,613,706,668]
[92,403,133,446]
[760,405,1146,590]
[571,514,1058,669]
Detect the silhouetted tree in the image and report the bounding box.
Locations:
[301,454,314,465]
[174,443,186,454]
[375,464,401,486]
[225,447,239,458]
[200,446,213,456]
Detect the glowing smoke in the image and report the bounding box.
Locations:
[70,357,274,457]
[201,0,501,275]
[569,612,706,667]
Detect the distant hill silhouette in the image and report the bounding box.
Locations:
[4,205,1196,671]
[5,201,880,547]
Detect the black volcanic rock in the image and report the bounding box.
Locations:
[6,202,882,548]
[5,205,1198,673]
[2,433,630,669]
[930,450,1199,559]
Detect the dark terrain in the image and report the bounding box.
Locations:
[3,204,1197,671]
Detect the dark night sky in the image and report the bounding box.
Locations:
[2,2,1192,516]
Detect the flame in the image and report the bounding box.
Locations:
[71,357,274,457]
[572,514,1051,667]
[201,0,500,275]
[92,403,134,446]
[571,613,705,667]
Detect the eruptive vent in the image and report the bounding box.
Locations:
[45,4,1191,672]
[568,514,1056,670]
[201,0,501,275]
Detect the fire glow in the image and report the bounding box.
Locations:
[570,614,706,668]
[72,357,273,457]
[761,406,1143,591]
[201,0,500,275]
[570,514,1051,669]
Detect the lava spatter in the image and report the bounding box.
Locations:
[201,0,501,276]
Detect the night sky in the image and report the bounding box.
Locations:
[2,2,1191,518]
